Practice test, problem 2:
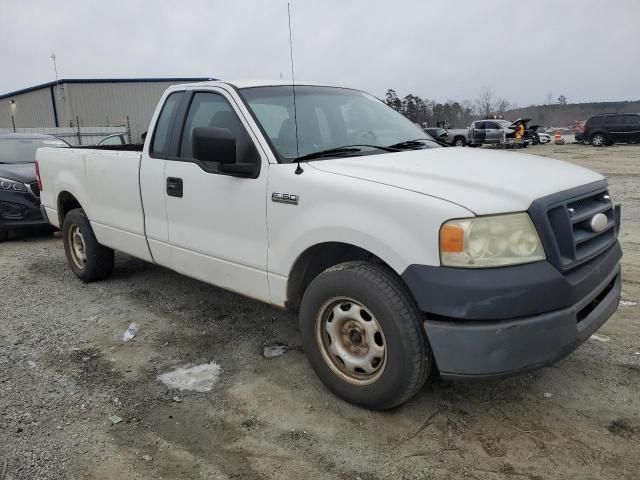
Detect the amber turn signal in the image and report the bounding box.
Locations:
[440,224,464,253]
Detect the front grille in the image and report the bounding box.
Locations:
[28,181,40,199]
[568,193,615,262]
[528,181,619,271]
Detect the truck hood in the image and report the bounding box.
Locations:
[0,163,36,183]
[308,148,603,215]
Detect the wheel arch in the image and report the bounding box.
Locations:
[590,130,608,140]
[286,242,400,311]
[57,191,83,227]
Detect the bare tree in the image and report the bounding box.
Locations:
[476,86,496,117]
[495,98,512,115]
[557,94,568,105]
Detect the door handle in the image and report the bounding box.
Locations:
[166,177,183,198]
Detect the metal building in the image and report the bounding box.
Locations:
[0,77,211,144]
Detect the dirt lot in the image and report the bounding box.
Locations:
[1,143,639,480]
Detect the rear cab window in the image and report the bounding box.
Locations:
[151,91,184,157]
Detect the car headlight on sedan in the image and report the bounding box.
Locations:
[440,213,545,268]
[0,177,28,193]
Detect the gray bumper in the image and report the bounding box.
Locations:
[425,263,621,378]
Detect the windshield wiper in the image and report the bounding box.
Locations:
[296,144,398,161]
[387,138,433,150]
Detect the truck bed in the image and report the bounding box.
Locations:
[37,147,152,261]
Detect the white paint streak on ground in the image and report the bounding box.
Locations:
[590,334,611,342]
[158,361,222,392]
[620,300,637,306]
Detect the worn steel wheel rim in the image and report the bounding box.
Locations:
[68,224,87,269]
[315,297,387,385]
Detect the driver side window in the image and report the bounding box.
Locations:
[179,92,259,165]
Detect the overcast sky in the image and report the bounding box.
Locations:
[1,0,638,106]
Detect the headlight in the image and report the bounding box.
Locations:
[440,213,545,268]
[0,177,27,193]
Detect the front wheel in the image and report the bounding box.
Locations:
[62,208,114,282]
[453,137,466,147]
[299,261,431,410]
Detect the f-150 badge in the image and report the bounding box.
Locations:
[272,192,299,205]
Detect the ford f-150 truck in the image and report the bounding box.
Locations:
[36,80,622,410]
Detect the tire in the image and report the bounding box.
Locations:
[453,137,466,147]
[0,229,8,242]
[62,208,114,282]
[299,261,431,410]
[591,133,607,147]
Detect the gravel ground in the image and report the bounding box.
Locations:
[1,143,639,479]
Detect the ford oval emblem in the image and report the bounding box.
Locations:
[590,213,608,233]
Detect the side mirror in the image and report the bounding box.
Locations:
[193,127,236,165]
[192,127,259,178]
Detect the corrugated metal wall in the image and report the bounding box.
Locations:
[0,80,202,142]
[61,81,185,141]
[0,87,56,130]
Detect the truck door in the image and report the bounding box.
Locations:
[162,89,270,303]
[484,121,502,144]
[471,121,486,144]
[140,90,185,268]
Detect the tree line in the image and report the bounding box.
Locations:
[384,87,513,128]
[384,87,571,128]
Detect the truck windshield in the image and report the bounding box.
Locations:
[240,86,438,162]
[0,137,68,164]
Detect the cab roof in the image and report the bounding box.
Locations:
[173,79,346,90]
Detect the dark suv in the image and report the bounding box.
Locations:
[583,113,640,147]
[0,133,68,241]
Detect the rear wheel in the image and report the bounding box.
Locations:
[591,133,607,147]
[453,137,466,147]
[299,261,431,410]
[62,208,114,282]
[0,229,8,242]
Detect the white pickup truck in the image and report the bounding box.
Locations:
[37,80,622,410]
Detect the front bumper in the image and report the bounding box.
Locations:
[403,242,622,378]
[0,189,46,231]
